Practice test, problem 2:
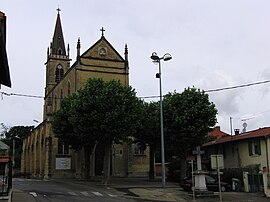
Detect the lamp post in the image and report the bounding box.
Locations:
[150,52,172,189]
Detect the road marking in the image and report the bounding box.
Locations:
[29,192,37,197]
[92,191,103,196]
[108,194,117,197]
[68,192,77,196]
[80,191,90,196]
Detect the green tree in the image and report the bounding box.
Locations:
[0,125,34,169]
[52,78,142,184]
[163,87,217,177]
[52,94,81,150]
[135,101,160,180]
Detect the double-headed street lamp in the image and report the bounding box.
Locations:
[150,52,172,189]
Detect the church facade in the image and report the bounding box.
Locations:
[21,11,149,179]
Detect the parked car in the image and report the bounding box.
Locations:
[180,175,230,192]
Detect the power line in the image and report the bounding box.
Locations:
[1,79,270,100]
[0,92,44,99]
[204,79,270,93]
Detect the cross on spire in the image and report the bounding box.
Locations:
[100,27,105,37]
[57,7,61,14]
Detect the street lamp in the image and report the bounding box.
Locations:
[150,52,172,189]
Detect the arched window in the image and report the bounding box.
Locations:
[58,48,62,55]
[55,64,64,82]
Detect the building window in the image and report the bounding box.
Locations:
[134,144,145,155]
[248,139,261,156]
[58,48,62,55]
[60,89,63,99]
[55,64,64,82]
[57,140,69,155]
[48,96,53,106]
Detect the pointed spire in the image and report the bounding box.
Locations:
[67,43,70,57]
[76,38,81,64]
[47,47,49,60]
[51,8,66,56]
[124,44,129,69]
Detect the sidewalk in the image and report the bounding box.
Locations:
[12,189,36,202]
[108,177,186,201]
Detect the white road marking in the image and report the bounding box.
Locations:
[92,191,103,196]
[68,192,77,196]
[29,192,37,197]
[108,194,117,197]
[80,191,90,196]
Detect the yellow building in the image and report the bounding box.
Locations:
[204,127,270,194]
[21,10,149,179]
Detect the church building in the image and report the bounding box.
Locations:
[21,10,149,179]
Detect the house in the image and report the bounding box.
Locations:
[0,141,9,156]
[0,11,11,88]
[21,10,149,179]
[208,126,230,139]
[203,127,270,195]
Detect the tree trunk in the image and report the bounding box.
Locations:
[90,141,98,177]
[84,146,91,179]
[180,158,187,179]
[103,138,111,186]
[149,143,156,180]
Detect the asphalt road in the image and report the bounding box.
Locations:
[12,177,270,202]
[12,178,140,202]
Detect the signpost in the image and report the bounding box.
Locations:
[211,154,224,202]
[187,156,195,201]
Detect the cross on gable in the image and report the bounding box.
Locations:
[100,27,105,36]
[193,146,204,155]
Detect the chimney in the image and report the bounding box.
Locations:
[215,126,221,131]
[234,129,240,135]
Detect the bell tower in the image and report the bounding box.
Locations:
[43,8,71,119]
[44,8,70,96]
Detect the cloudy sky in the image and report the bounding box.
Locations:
[1,0,270,134]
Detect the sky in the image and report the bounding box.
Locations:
[1,0,270,134]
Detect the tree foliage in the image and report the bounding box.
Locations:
[0,125,34,169]
[52,78,143,182]
[135,101,160,179]
[163,87,217,158]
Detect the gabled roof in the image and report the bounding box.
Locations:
[81,36,124,61]
[203,127,270,147]
[0,141,9,150]
[208,126,229,139]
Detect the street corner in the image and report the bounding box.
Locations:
[12,189,36,202]
[129,187,187,202]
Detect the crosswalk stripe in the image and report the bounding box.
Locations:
[92,191,103,196]
[80,191,90,196]
[29,192,37,197]
[68,192,77,196]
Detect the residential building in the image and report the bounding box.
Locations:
[204,127,270,171]
[203,127,270,194]
[0,11,11,88]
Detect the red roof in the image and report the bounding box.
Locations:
[203,127,270,147]
[208,126,229,139]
